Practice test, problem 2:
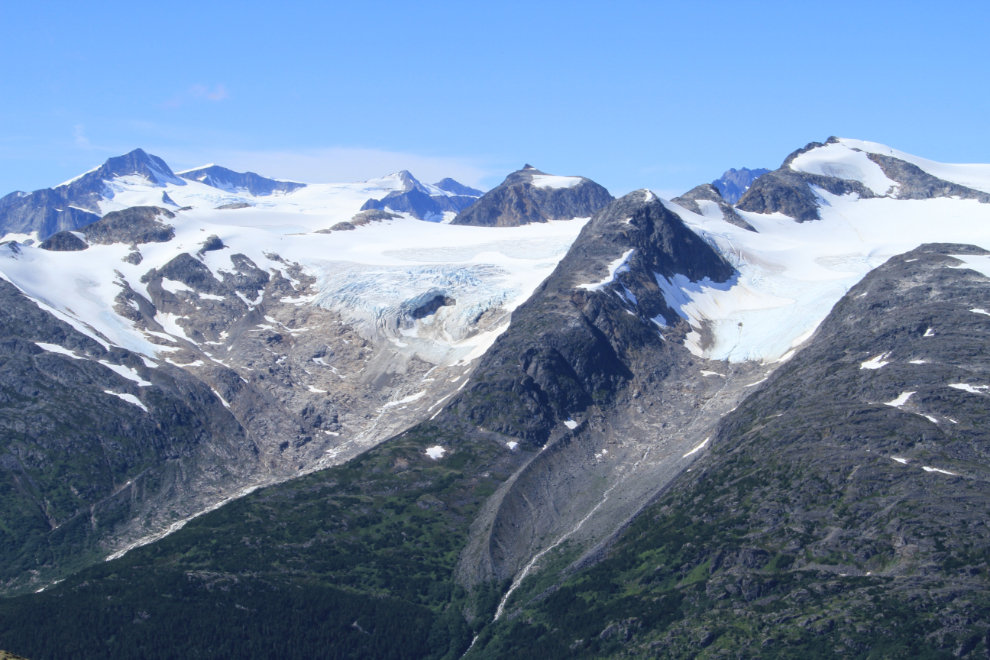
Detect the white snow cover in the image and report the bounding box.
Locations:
[563,419,578,429]
[0,165,588,368]
[661,140,990,362]
[839,138,990,195]
[579,250,634,292]
[682,437,709,458]
[891,457,909,465]
[425,446,445,459]
[98,361,152,386]
[923,466,959,476]
[35,342,83,359]
[861,353,891,370]
[103,390,148,412]
[885,391,915,407]
[949,383,989,395]
[530,175,584,189]
[790,142,898,196]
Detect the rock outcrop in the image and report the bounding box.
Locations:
[451,165,613,227]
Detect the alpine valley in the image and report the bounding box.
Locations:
[1,137,990,659]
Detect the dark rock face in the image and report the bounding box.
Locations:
[0,189,99,239]
[147,253,228,297]
[867,152,990,203]
[471,243,990,658]
[672,183,756,231]
[736,143,878,222]
[433,178,483,197]
[359,171,480,222]
[711,167,770,204]
[361,187,477,221]
[0,148,181,240]
[451,190,734,443]
[736,138,990,223]
[351,209,399,224]
[451,166,613,227]
[0,277,256,595]
[197,235,224,256]
[38,231,88,251]
[80,206,175,245]
[215,202,252,210]
[178,165,306,196]
[408,294,456,320]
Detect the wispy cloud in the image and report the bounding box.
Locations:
[163,146,496,189]
[164,84,230,108]
[73,124,90,148]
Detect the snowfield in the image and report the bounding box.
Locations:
[3,137,990,374]
[662,138,990,362]
[0,168,587,370]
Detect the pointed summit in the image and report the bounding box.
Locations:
[360,171,481,222]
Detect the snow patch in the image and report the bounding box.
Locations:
[160,278,193,295]
[425,446,445,460]
[885,391,915,407]
[923,466,958,476]
[891,457,909,465]
[103,390,148,412]
[382,390,426,409]
[860,352,891,370]
[35,342,84,359]
[682,437,709,458]
[578,250,634,292]
[530,174,583,189]
[563,419,578,429]
[948,383,989,395]
[98,361,152,386]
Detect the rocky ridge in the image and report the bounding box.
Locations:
[177,164,306,196]
[451,165,613,227]
[468,243,990,659]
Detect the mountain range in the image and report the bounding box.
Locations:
[0,137,989,659]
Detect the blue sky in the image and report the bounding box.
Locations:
[2,0,988,197]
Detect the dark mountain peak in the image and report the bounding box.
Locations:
[451,167,613,227]
[432,178,483,197]
[81,148,185,189]
[711,167,770,204]
[522,164,536,170]
[178,164,306,196]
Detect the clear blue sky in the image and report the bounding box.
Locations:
[2,0,988,197]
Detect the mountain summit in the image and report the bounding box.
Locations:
[359,170,481,222]
[451,165,613,227]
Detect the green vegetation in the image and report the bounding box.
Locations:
[0,420,521,660]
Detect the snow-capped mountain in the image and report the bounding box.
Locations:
[358,170,482,222]
[3,138,990,660]
[0,150,601,590]
[451,164,614,226]
[0,150,484,240]
[177,164,307,196]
